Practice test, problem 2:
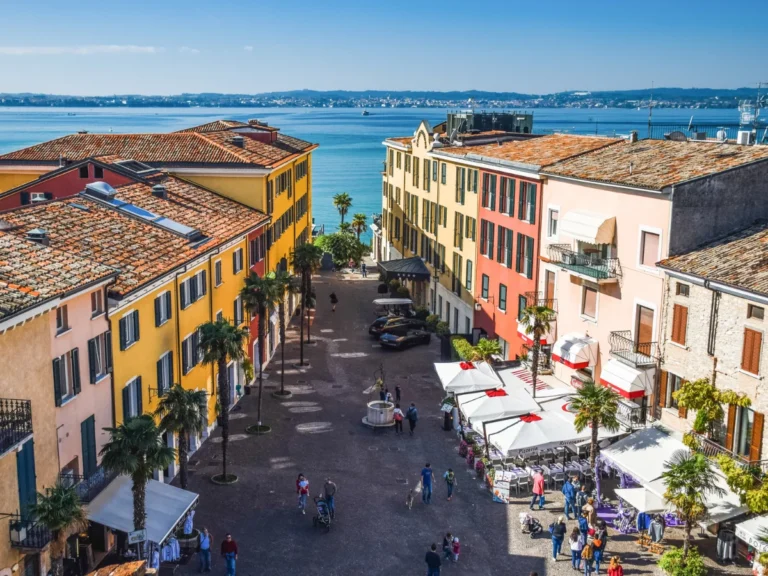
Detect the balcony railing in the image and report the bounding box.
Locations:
[9,517,51,549]
[62,465,117,503]
[692,432,768,473]
[547,244,621,282]
[616,398,646,429]
[608,330,658,367]
[524,291,558,315]
[0,399,33,457]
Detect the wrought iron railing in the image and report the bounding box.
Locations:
[62,465,117,503]
[692,432,768,473]
[524,291,558,315]
[9,517,51,549]
[0,399,33,457]
[608,330,658,367]
[648,123,768,144]
[547,244,621,281]
[616,398,646,429]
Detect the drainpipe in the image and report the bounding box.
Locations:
[104,278,118,429]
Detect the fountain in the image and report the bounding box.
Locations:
[362,400,395,428]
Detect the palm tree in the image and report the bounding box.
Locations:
[471,338,502,363]
[100,415,174,529]
[332,192,352,224]
[662,450,724,560]
[198,319,248,480]
[351,213,367,241]
[154,384,208,489]
[241,274,280,426]
[274,270,301,397]
[571,381,620,469]
[33,482,87,576]
[291,243,323,364]
[519,304,555,399]
[338,222,353,235]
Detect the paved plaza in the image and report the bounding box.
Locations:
[179,271,746,576]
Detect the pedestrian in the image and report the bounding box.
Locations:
[361,262,367,277]
[607,556,623,576]
[581,542,595,575]
[385,389,393,403]
[572,475,581,492]
[330,291,338,312]
[441,533,453,560]
[220,533,237,576]
[296,473,309,515]
[197,527,213,573]
[583,497,598,528]
[380,387,387,401]
[562,476,576,520]
[569,526,585,571]
[550,515,567,562]
[395,385,402,403]
[575,484,588,519]
[406,402,418,435]
[425,543,441,576]
[451,537,460,563]
[530,469,545,510]
[443,468,457,501]
[421,463,434,504]
[324,477,337,519]
[393,403,404,434]
[593,520,608,573]
[578,511,589,536]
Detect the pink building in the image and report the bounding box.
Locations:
[538,138,768,422]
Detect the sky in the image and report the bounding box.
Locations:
[1,0,766,95]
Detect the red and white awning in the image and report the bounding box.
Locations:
[552,333,598,369]
[599,358,655,399]
[516,318,553,346]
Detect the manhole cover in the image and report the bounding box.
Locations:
[368,446,378,451]
[396,478,408,485]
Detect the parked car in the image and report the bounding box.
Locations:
[380,330,431,350]
[369,317,426,337]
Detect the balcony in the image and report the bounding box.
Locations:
[616,398,646,430]
[62,465,118,503]
[547,244,621,283]
[692,432,768,474]
[524,291,557,316]
[9,517,51,550]
[608,330,658,367]
[0,399,33,458]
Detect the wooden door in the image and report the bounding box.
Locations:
[545,270,555,302]
[636,305,654,355]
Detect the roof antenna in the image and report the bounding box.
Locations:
[647,81,654,139]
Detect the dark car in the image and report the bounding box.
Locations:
[380,330,431,350]
[369,316,425,337]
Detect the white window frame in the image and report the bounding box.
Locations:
[56,352,74,401]
[56,305,69,335]
[158,351,173,393]
[541,264,558,301]
[233,248,244,274]
[195,270,206,298]
[124,377,141,419]
[30,192,47,203]
[214,259,223,287]
[637,225,663,274]
[580,281,599,323]
[216,309,223,323]
[122,309,138,347]
[157,290,171,325]
[91,291,104,318]
[92,333,107,380]
[631,297,658,344]
[546,204,560,240]
[234,295,243,326]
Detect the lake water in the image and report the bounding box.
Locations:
[0,107,740,241]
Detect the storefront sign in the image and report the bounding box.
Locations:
[128,529,147,545]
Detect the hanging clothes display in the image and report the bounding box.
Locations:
[183,510,195,535]
[717,528,736,562]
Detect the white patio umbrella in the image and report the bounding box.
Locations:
[614,488,668,513]
[434,361,500,394]
[457,388,540,425]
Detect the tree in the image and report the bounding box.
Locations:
[351,213,367,241]
[470,338,502,362]
[332,192,352,224]
[274,270,301,397]
[33,482,87,576]
[154,384,208,489]
[198,319,248,480]
[315,232,366,267]
[100,415,174,529]
[519,304,555,399]
[662,451,724,560]
[571,381,620,469]
[338,222,353,235]
[241,274,279,427]
[291,243,323,364]
[674,377,751,443]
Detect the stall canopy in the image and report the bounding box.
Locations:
[599,426,682,485]
[435,361,500,394]
[377,257,431,282]
[87,475,199,544]
[614,488,668,513]
[599,359,655,400]
[457,388,540,425]
[559,209,616,245]
[736,515,768,553]
[552,333,598,369]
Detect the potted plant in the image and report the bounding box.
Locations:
[242,358,254,395]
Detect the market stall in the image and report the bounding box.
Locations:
[456,387,540,426]
[435,361,501,394]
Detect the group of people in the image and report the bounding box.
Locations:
[419,463,458,505]
[295,474,338,518]
[192,528,237,576]
[424,535,461,576]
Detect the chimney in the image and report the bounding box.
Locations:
[231,135,245,148]
[629,130,639,144]
[152,184,168,199]
[26,228,49,246]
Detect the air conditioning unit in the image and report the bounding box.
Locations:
[692,132,708,141]
[737,130,752,146]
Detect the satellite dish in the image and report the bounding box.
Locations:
[665,131,688,142]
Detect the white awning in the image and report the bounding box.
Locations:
[552,333,598,369]
[457,388,540,425]
[736,515,768,553]
[615,488,668,513]
[599,359,655,400]
[373,298,414,306]
[434,361,501,394]
[559,210,616,245]
[516,318,553,346]
[599,427,685,485]
[87,475,199,545]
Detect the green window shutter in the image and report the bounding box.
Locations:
[105,331,113,372]
[136,376,143,415]
[88,338,97,383]
[52,358,62,407]
[132,311,140,342]
[529,184,537,224]
[119,317,127,350]
[122,386,130,422]
[72,349,81,395]
[165,291,172,320]
[154,296,161,327]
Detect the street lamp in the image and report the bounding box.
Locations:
[432,269,440,314]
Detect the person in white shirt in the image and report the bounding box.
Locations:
[393,403,404,434]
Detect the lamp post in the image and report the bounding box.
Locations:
[432,270,440,314]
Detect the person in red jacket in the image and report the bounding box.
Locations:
[296,473,310,515]
[220,534,238,576]
[607,556,624,576]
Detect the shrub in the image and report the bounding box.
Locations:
[435,321,450,336]
[396,286,410,298]
[377,283,389,294]
[413,306,429,321]
[658,546,707,576]
[388,279,401,291]
[425,314,440,332]
[314,233,366,267]
[451,337,475,361]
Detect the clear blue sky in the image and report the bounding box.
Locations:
[1,0,765,95]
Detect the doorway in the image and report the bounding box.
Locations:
[635,305,654,347]
[545,270,555,302]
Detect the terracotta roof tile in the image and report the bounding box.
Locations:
[542,139,768,190]
[177,120,250,133]
[385,137,413,146]
[658,222,768,296]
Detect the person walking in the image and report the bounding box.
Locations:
[592,520,608,573]
[550,516,567,562]
[578,511,589,537]
[441,533,453,561]
[425,543,442,576]
[329,292,338,312]
[421,463,434,504]
[197,527,213,573]
[393,403,404,434]
[530,470,546,510]
[451,537,460,563]
[395,384,402,403]
[406,403,418,436]
[385,389,393,403]
[562,476,576,520]
[583,497,598,528]
[569,526,585,571]
[324,478,337,519]
[443,468,457,501]
[296,473,310,515]
[361,262,367,278]
[575,484,588,519]
[607,556,623,576]
[220,533,238,576]
[581,541,595,575]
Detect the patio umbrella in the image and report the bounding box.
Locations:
[457,388,540,425]
[434,361,500,394]
[614,488,668,513]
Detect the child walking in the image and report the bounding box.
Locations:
[296,473,309,515]
[452,537,460,563]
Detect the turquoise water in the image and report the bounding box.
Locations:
[0,107,739,241]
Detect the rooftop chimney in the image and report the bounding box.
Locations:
[231,135,245,148]
[26,228,49,246]
[152,184,168,199]
[629,130,639,144]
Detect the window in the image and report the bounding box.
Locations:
[91,291,103,317]
[671,304,688,345]
[500,227,512,267]
[499,284,507,312]
[233,248,244,274]
[455,167,466,204]
[636,305,654,346]
[157,352,173,396]
[742,328,763,375]
[180,270,207,309]
[88,332,111,383]
[465,260,473,291]
[394,217,400,240]
[581,285,597,319]
[545,270,556,301]
[548,209,559,237]
[675,282,689,297]
[465,316,470,334]
[216,310,223,323]
[518,295,528,321]
[465,217,476,241]
[432,160,438,182]
[518,182,537,223]
[515,233,534,278]
[215,260,223,287]
[94,166,104,178]
[441,162,446,184]
[423,159,430,191]
[437,244,446,273]
[438,295,443,318]
[664,372,684,409]
[452,253,462,295]
[501,177,515,215]
[53,348,81,405]
[30,192,48,203]
[249,236,265,266]
[56,305,69,335]
[454,213,464,249]
[640,230,660,268]
[749,305,765,321]
[481,274,489,299]
[405,154,412,172]
[182,329,202,375]
[154,291,172,326]
[396,151,401,169]
[79,165,89,178]
[445,302,451,324]
[234,295,244,326]
[413,157,420,188]
[454,308,459,333]
[122,377,142,421]
[481,174,496,210]
[480,220,495,258]
[119,310,140,350]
